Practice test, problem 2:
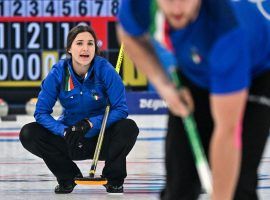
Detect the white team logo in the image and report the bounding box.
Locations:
[248,0,270,20]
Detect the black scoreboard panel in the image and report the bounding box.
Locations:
[0,19,96,87]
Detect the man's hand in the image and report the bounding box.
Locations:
[64,119,92,146]
[156,82,194,117]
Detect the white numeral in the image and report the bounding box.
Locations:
[11,54,24,80]
[44,23,53,48]
[0,24,4,48]
[28,54,40,80]
[28,23,40,48]
[12,23,21,48]
[0,54,8,80]
[61,23,70,47]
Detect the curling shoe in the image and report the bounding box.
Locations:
[104,183,124,194]
[54,180,76,194]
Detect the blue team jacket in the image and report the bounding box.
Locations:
[34,56,128,137]
[118,0,270,94]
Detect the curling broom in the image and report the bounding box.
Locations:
[169,67,213,194]
[75,44,124,185]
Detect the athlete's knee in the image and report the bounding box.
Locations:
[19,122,38,146]
[121,119,139,139]
[112,119,139,145]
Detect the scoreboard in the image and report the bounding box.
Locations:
[0,0,119,17]
[0,0,147,90]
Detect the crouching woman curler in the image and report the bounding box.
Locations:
[19,25,139,194]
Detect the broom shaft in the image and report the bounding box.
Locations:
[89,106,110,176]
[169,67,212,193]
[88,44,124,177]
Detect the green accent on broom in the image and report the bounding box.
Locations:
[169,67,205,164]
[149,0,158,35]
[169,67,212,194]
[65,67,70,91]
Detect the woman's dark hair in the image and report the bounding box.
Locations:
[66,25,100,57]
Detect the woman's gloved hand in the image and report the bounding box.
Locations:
[64,119,92,146]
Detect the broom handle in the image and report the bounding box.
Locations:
[89,44,124,177]
[89,106,110,177]
[169,67,213,194]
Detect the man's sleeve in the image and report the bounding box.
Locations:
[209,28,251,94]
[118,0,151,36]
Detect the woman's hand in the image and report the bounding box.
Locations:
[64,119,92,146]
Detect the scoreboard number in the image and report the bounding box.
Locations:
[13,0,23,16]
[0,0,120,17]
[29,0,39,16]
[0,23,4,48]
[62,0,71,16]
[27,23,40,49]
